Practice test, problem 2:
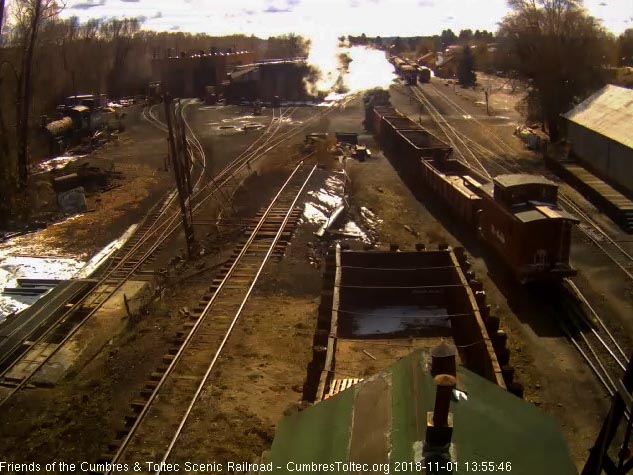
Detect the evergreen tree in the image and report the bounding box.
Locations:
[457,45,476,87]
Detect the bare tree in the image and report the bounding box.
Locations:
[499,0,612,140]
[0,0,6,39]
[14,0,63,189]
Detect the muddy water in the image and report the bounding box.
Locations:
[346,305,450,336]
[302,171,378,243]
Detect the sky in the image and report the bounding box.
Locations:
[61,0,633,37]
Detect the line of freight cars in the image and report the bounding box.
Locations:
[363,94,579,283]
[390,56,431,85]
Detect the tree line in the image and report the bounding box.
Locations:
[354,2,631,142]
[0,1,308,226]
[1,0,631,227]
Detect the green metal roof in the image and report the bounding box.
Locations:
[269,350,577,474]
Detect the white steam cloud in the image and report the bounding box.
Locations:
[305,34,397,98]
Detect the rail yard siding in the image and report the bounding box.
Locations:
[567,122,633,195]
[366,96,576,283]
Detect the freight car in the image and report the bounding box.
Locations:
[365,94,578,283]
[417,66,431,83]
[391,56,420,85]
[400,65,418,85]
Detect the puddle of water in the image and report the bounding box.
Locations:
[303,174,346,226]
[341,221,370,243]
[347,305,450,336]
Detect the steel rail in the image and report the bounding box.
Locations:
[403,87,472,168]
[565,279,628,365]
[0,102,208,406]
[0,98,345,408]
[405,83,632,407]
[429,82,517,156]
[156,164,318,473]
[560,195,633,282]
[412,86,633,287]
[561,319,615,396]
[105,161,313,472]
[410,85,492,179]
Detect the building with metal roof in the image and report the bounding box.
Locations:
[267,350,578,475]
[225,60,313,103]
[151,51,255,98]
[563,84,633,194]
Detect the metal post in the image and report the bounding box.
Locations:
[485,88,490,116]
[433,374,456,427]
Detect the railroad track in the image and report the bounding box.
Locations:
[558,280,629,407]
[0,102,285,401]
[98,161,317,475]
[0,97,346,408]
[443,102,633,284]
[428,82,518,157]
[406,82,633,399]
[559,195,633,281]
[408,85,492,179]
[412,85,633,284]
[0,102,210,404]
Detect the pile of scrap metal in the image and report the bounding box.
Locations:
[335,132,371,162]
[302,132,328,153]
[514,125,544,151]
[50,157,121,215]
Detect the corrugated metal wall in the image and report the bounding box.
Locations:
[568,122,633,194]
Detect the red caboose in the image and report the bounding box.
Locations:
[478,174,578,283]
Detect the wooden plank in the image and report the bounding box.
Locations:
[535,205,562,219]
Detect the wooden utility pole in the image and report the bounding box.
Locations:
[176,100,192,194]
[582,354,633,475]
[163,95,196,258]
[484,87,490,116]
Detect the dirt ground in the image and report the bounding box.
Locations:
[162,150,325,467]
[0,106,323,471]
[6,105,172,259]
[0,96,618,473]
[343,90,609,469]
